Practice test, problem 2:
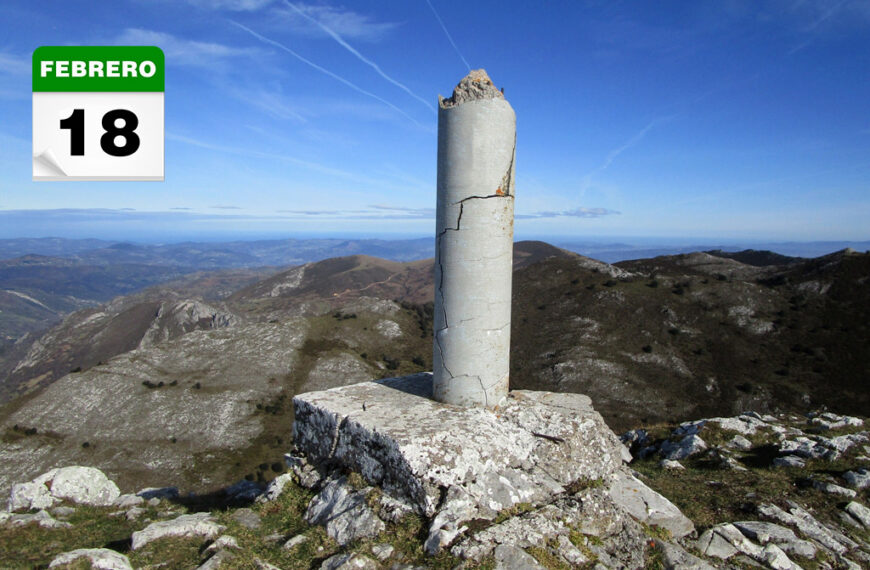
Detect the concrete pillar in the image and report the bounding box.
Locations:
[433,69,516,408]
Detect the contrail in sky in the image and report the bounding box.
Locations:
[580,116,671,196]
[229,20,424,127]
[424,0,471,71]
[284,1,435,114]
[598,118,664,172]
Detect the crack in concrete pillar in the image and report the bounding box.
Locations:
[433,69,515,408]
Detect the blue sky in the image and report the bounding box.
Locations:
[0,0,868,242]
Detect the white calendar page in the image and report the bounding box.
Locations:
[32,46,164,182]
[33,91,164,180]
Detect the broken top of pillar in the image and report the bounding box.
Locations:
[439,69,504,108]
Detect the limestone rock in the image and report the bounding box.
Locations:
[493,544,544,569]
[8,479,58,512]
[131,512,226,549]
[49,548,133,569]
[673,420,706,437]
[304,476,384,546]
[8,466,120,512]
[607,470,694,538]
[728,435,753,450]
[51,506,75,517]
[230,507,261,529]
[844,468,870,489]
[812,480,856,497]
[845,501,870,528]
[254,558,283,570]
[696,525,741,559]
[8,509,71,528]
[733,520,816,558]
[258,472,294,502]
[197,549,235,570]
[320,552,379,570]
[285,453,321,489]
[453,488,646,568]
[205,535,241,552]
[708,414,770,435]
[556,534,588,566]
[371,543,394,561]
[50,466,120,506]
[761,543,801,570]
[377,492,413,524]
[293,374,625,523]
[137,487,179,500]
[114,494,144,508]
[283,534,310,550]
[758,502,855,554]
[773,456,806,468]
[660,434,707,460]
[810,412,863,430]
[652,539,716,570]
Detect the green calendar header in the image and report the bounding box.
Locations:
[33,46,164,92]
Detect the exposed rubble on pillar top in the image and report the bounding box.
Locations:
[439,68,505,108]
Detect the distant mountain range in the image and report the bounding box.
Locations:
[0,238,868,497]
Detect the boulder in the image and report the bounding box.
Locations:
[305,476,384,546]
[114,494,144,508]
[370,543,394,561]
[733,521,816,558]
[49,466,121,506]
[320,552,379,570]
[257,472,294,502]
[293,373,626,550]
[493,544,544,569]
[8,480,58,512]
[758,502,855,554]
[131,512,226,549]
[812,480,856,497]
[8,509,71,528]
[608,470,694,538]
[761,543,801,570]
[283,534,310,550]
[728,435,753,450]
[844,468,870,490]
[49,548,133,570]
[652,539,716,570]
[845,501,870,528]
[230,507,261,530]
[660,434,707,460]
[773,456,806,468]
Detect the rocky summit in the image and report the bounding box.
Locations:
[3,386,868,568]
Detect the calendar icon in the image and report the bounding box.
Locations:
[32,46,164,181]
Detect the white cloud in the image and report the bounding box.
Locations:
[187,0,275,10]
[230,21,424,127]
[115,28,258,67]
[271,2,400,41]
[517,207,620,220]
[282,1,433,113]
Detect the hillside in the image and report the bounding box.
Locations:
[512,248,870,431]
[0,242,868,500]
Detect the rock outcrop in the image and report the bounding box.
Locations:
[290,373,693,562]
[8,466,120,512]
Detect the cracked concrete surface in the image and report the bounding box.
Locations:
[433,70,516,408]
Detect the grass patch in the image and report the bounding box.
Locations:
[527,543,571,570]
[0,504,156,568]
